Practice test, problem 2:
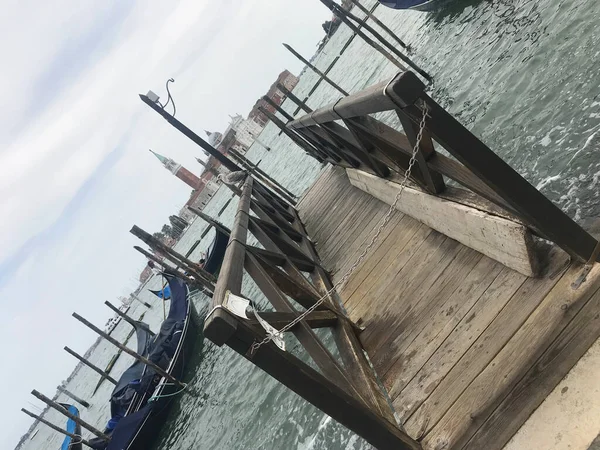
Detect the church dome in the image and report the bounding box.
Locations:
[205,130,223,147]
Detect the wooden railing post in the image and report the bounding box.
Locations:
[203,176,253,346]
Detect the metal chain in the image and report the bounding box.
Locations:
[250,102,430,354]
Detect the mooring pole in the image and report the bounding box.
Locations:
[130,225,216,288]
[56,386,90,408]
[30,390,110,440]
[320,0,432,81]
[63,347,117,385]
[228,148,297,201]
[133,246,202,290]
[72,313,186,388]
[346,0,410,50]
[21,408,97,448]
[139,94,241,172]
[262,95,295,122]
[104,301,155,336]
[283,43,349,96]
[276,82,313,113]
[130,293,152,308]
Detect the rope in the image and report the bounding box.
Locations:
[250,102,430,354]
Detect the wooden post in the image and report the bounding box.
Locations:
[139,94,242,172]
[347,0,410,50]
[104,301,155,336]
[72,313,186,388]
[320,0,432,81]
[56,386,90,408]
[262,95,295,122]
[203,177,253,346]
[277,82,313,113]
[129,226,216,289]
[258,106,324,160]
[21,408,97,449]
[228,148,297,205]
[63,347,117,385]
[130,293,152,308]
[282,43,349,96]
[30,390,110,440]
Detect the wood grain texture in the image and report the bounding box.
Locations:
[347,169,538,276]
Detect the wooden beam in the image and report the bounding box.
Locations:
[245,245,316,272]
[282,43,349,96]
[346,0,410,50]
[56,386,90,408]
[64,347,117,385]
[222,309,421,450]
[72,313,185,388]
[276,82,312,113]
[387,72,598,262]
[21,408,97,448]
[204,177,253,346]
[31,390,109,440]
[246,310,337,330]
[347,169,539,276]
[104,301,155,336]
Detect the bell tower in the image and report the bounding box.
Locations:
[149,149,203,190]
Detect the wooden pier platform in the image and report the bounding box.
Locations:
[298,166,600,450]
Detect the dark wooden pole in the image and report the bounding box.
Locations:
[56,386,90,408]
[262,95,294,122]
[347,0,410,50]
[139,94,242,172]
[227,148,297,205]
[320,0,432,81]
[72,313,186,388]
[282,43,349,96]
[30,390,110,440]
[276,82,313,113]
[130,293,152,308]
[21,408,97,449]
[104,301,155,336]
[130,225,216,287]
[258,106,324,160]
[63,347,117,385]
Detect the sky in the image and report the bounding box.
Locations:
[0,1,331,447]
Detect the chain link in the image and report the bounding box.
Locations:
[250,102,430,354]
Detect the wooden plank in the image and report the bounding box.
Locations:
[405,248,568,439]
[222,310,421,450]
[345,221,431,320]
[395,267,526,423]
[373,246,483,377]
[421,262,600,450]
[245,246,315,272]
[463,272,600,450]
[360,235,459,350]
[388,73,597,262]
[291,212,399,425]
[246,310,337,330]
[244,253,361,399]
[382,256,501,397]
[347,168,539,277]
[251,253,321,309]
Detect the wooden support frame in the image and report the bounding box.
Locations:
[288,70,599,264]
[202,174,419,449]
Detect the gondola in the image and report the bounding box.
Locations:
[202,227,229,275]
[378,0,453,11]
[59,403,82,450]
[89,273,198,450]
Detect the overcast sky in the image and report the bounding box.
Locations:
[1,1,330,446]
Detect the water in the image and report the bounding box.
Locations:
[21,0,600,448]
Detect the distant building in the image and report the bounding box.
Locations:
[248,69,299,126]
[150,149,220,216]
[139,265,152,283]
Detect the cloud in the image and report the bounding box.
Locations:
[0,0,331,447]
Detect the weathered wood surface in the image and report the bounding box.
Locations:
[297,166,600,450]
[347,168,539,277]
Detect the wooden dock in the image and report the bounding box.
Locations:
[298,166,600,450]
